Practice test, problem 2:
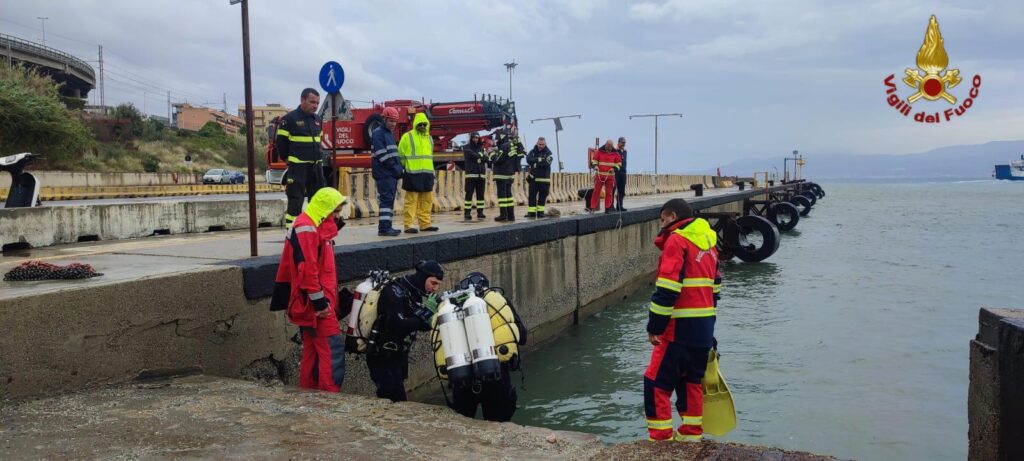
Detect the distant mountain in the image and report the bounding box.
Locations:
[715,140,1024,179]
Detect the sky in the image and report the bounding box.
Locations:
[2,0,1022,173]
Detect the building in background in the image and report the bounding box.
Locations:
[174,103,244,134]
[238,103,289,129]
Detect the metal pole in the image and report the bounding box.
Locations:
[166,90,171,129]
[530,114,580,173]
[554,129,562,172]
[98,45,105,115]
[37,17,48,45]
[654,116,659,194]
[239,0,258,257]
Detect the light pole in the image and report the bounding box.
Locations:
[504,60,517,101]
[37,17,48,45]
[230,0,258,257]
[628,113,682,194]
[530,114,580,172]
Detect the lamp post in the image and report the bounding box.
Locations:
[37,17,48,45]
[628,113,682,194]
[530,114,581,172]
[504,60,517,101]
[230,0,259,256]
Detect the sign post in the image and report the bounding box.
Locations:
[319,61,345,194]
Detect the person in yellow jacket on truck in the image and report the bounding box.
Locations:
[397,112,438,234]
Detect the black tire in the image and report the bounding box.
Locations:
[810,183,825,199]
[768,202,800,232]
[723,215,780,263]
[789,195,812,216]
[800,190,817,207]
[363,113,385,148]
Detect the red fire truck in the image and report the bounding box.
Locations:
[264,95,515,184]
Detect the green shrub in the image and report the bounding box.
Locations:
[0,65,94,161]
[142,154,160,172]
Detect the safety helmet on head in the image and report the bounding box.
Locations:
[382,107,399,121]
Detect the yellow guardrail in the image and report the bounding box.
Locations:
[0,183,283,201]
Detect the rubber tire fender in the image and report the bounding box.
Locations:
[800,190,817,207]
[789,195,812,217]
[767,201,800,232]
[362,113,385,149]
[810,183,825,199]
[723,215,780,263]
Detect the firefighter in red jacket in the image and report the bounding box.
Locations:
[644,198,721,442]
[270,187,348,392]
[590,139,622,213]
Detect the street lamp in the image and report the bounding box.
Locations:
[37,17,48,45]
[530,114,581,172]
[628,113,682,194]
[230,0,259,257]
[504,60,517,101]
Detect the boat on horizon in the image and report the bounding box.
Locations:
[994,155,1024,181]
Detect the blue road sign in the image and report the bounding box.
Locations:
[319,61,345,94]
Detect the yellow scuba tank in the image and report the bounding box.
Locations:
[482,289,521,363]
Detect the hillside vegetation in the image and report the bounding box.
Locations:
[0,65,266,173]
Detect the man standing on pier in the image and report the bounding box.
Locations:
[371,107,403,236]
[525,137,553,218]
[398,113,439,233]
[644,198,719,442]
[277,88,325,230]
[590,139,621,213]
[615,137,628,211]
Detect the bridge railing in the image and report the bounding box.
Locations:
[0,33,95,80]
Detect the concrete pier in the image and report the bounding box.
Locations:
[968,308,1024,460]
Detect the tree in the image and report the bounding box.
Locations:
[112,103,144,137]
[0,65,93,160]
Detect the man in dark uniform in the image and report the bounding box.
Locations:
[462,132,488,220]
[371,107,403,236]
[615,136,628,211]
[365,260,443,402]
[276,88,325,229]
[525,137,554,218]
[490,129,525,222]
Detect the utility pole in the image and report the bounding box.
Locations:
[231,0,259,257]
[166,90,171,127]
[37,17,48,45]
[628,113,682,194]
[504,60,517,101]
[98,45,105,114]
[530,114,581,172]
[222,92,227,114]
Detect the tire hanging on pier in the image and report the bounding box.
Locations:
[800,190,817,207]
[789,195,812,217]
[767,202,800,232]
[809,183,825,199]
[723,215,780,263]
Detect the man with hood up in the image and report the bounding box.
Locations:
[366,260,444,402]
[398,112,438,233]
[270,187,348,392]
[525,137,554,218]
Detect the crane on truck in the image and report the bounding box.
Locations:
[264,94,516,184]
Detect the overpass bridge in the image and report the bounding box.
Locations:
[0,33,95,99]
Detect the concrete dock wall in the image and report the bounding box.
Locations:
[0,198,285,249]
[0,191,751,400]
[969,308,1024,461]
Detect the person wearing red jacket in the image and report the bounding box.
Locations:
[590,139,622,213]
[644,198,721,442]
[270,187,348,392]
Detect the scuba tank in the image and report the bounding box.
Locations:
[482,288,521,365]
[347,277,374,336]
[462,291,501,381]
[433,298,474,386]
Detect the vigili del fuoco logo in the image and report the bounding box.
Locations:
[884,15,981,124]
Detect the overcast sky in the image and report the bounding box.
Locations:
[3,1,1022,172]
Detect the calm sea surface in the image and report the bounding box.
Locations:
[513,180,1024,460]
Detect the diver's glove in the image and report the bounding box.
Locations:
[424,293,439,313]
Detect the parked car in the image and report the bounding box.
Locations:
[202,169,231,184]
[228,170,246,184]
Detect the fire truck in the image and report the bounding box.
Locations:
[264,94,515,184]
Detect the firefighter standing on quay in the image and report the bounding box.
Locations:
[398,113,439,233]
[525,137,553,218]
[276,88,326,229]
[462,132,488,220]
[590,139,622,213]
[370,107,403,237]
[644,198,721,442]
[491,128,525,222]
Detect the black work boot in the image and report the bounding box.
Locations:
[495,207,508,222]
[525,211,537,219]
[537,211,546,218]
[464,210,472,221]
[507,207,516,222]
[477,209,486,219]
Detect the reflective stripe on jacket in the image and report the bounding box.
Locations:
[591,147,622,177]
[275,107,322,164]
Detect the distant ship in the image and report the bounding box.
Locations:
[994,155,1024,181]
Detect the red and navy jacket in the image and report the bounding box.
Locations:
[647,217,721,347]
[270,214,340,335]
